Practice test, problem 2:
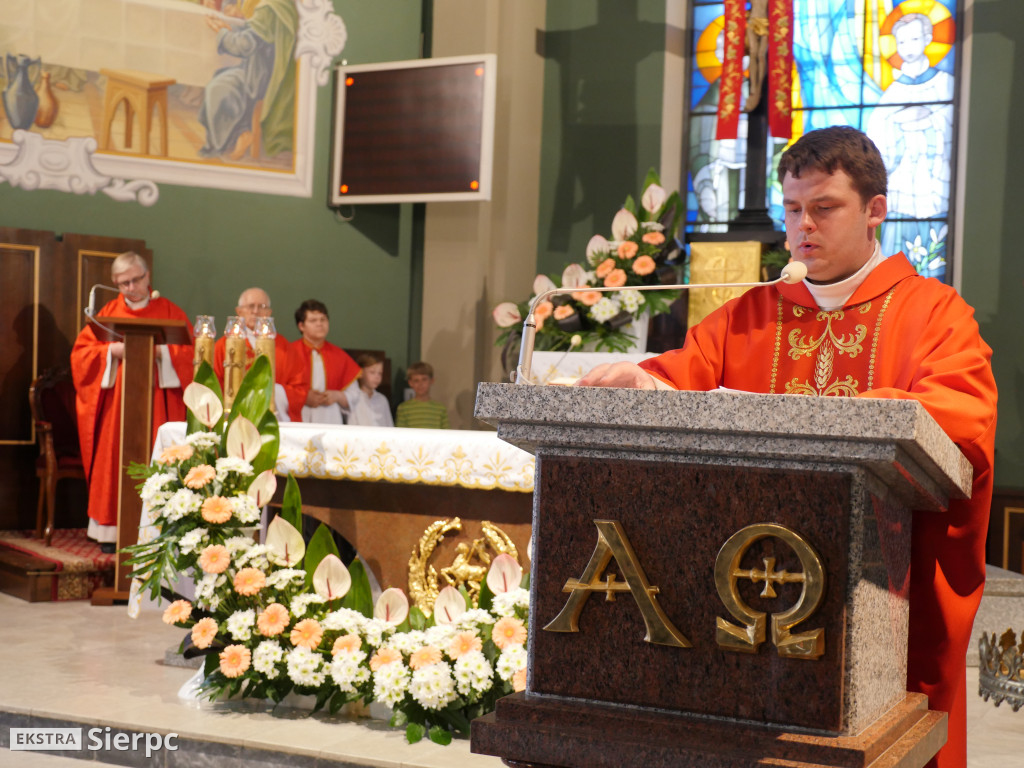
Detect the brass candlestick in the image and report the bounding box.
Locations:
[192,315,216,375]
[254,317,277,414]
[223,315,246,410]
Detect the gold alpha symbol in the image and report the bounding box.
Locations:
[714,523,826,659]
[544,519,691,648]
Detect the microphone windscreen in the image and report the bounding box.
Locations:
[780,262,808,284]
[150,289,161,300]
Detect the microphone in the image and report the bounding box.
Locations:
[513,261,808,385]
[83,285,160,339]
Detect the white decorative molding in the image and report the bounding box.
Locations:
[296,0,349,87]
[0,131,159,207]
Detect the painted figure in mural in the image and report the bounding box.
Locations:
[743,0,769,112]
[198,0,299,160]
[866,12,954,274]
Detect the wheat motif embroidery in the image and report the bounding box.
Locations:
[783,307,869,396]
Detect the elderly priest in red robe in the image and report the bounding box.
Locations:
[578,126,997,768]
[71,252,193,552]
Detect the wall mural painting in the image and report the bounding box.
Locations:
[687,0,958,282]
[0,0,346,205]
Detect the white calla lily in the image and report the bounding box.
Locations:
[532,274,557,297]
[492,302,522,328]
[561,263,588,289]
[183,382,223,428]
[432,585,466,625]
[641,183,667,214]
[266,516,305,566]
[611,208,638,241]
[374,587,410,626]
[486,553,523,595]
[227,416,261,461]
[247,470,277,507]
[312,554,351,600]
[585,234,610,263]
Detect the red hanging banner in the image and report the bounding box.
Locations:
[716,0,747,141]
[767,0,793,139]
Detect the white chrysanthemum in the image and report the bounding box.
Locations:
[226,609,256,642]
[618,289,645,314]
[253,640,283,679]
[453,650,494,695]
[234,543,270,570]
[388,630,426,655]
[266,569,307,589]
[321,607,367,634]
[409,662,458,711]
[215,456,254,482]
[424,624,457,647]
[224,536,254,556]
[141,472,176,505]
[496,644,527,682]
[231,494,261,524]
[290,593,326,618]
[589,296,621,323]
[491,588,531,617]
[185,431,220,448]
[194,572,226,601]
[285,646,325,688]
[455,609,496,629]
[163,488,202,522]
[177,527,209,556]
[373,661,411,707]
[361,618,390,647]
[329,652,370,693]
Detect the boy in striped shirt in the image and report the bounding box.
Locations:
[396,361,449,429]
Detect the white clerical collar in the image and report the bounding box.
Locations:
[803,241,885,311]
[125,295,150,310]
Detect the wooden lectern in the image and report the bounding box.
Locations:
[471,383,972,768]
[91,316,191,605]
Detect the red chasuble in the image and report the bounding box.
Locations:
[283,339,361,422]
[71,295,194,527]
[212,333,290,383]
[641,254,996,768]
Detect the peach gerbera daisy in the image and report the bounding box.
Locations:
[369,647,402,671]
[162,599,192,625]
[233,567,266,596]
[603,268,627,288]
[594,257,616,278]
[553,305,576,321]
[572,290,602,306]
[201,496,233,524]
[197,545,230,574]
[290,618,324,650]
[158,443,193,464]
[409,645,442,670]
[257,603,289,637]
[183,464,216,489]
[632,255,656,276]
[219,644,251,678]
[512,667,527,692]
[641,231,665,245]
[332,634,362,656]
[191,617,218,650]
[617,241,639,259]
[449,632,482,659]
[533,301,553,321]
[492,616,527,649]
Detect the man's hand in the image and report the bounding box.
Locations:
[109,342,125,360]
[305,390,328,407]
[325,390,349,409]
[575,362,656,389]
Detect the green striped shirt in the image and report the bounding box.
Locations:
[396,399,449,429]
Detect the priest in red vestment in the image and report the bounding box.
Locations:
[283,299,361,423]
[213,287,291,417]
[71,252,194,551]
[578,127,996,768]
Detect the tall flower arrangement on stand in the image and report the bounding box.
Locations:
[493,169,684,353]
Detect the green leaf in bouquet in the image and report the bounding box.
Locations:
[408,605,427,631]
[389,709,409,728]
[187,361,224,435]
[250,410,280,477]
[405,722,425,744]
[658,190,684,241]
[329,691,346,715]
[303,523,341,590]
[227,355,273,428]
[623,193,637,216]
[521,570,531,590]
[457,584,472,608]
[441,706,472,734]
[203,652,218,679]
[340,558,374,617]
[280,473,303,532]
[314,688,331,712]
[428,725,453,746]
[642,167,662,196]
[477,578,495,612]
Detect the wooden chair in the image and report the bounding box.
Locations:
[29,367,86,546]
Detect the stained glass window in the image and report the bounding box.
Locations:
[686,0,958,281]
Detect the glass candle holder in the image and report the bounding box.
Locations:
[253,317,277,414]
[223,315,247,408]
[193,315,216,373]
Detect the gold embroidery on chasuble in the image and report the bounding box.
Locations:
[769,290,896,396]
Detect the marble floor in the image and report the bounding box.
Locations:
[0,593,1020,768]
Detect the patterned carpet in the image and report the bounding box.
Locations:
[0,529,114,600]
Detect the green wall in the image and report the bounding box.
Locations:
[536,0,666,277]
[0,0,424,387]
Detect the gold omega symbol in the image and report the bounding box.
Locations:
[714,523,826,659]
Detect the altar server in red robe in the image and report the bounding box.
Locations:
[71,252,194,551]
[284,299,361,423]
[578,126,996,768]
[213,287,291,418]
